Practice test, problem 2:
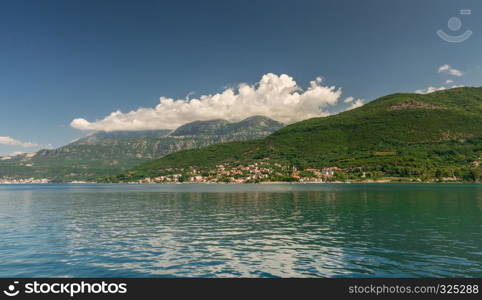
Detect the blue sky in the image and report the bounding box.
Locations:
[1,0,482,155]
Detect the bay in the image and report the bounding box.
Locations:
[0,183,481,277]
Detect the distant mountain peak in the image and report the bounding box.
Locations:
[0,115,284,181]
[73,129,173,145]
[170,116,283,136]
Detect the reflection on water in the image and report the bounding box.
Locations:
[0,184,481,277]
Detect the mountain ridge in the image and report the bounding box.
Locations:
[113,87,482,183]
[0,116,284,181]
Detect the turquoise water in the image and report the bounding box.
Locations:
[0,183,481,277]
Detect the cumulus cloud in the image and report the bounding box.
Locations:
[438,65,462,77]
[445,79,454,84]
[346,99,365,110]
[71,73,362,131]
[415,84,464,94]
[415,86,447,94]
[0,136,38,148]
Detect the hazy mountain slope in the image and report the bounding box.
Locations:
[0,116,284,181]
[171,116,282,137]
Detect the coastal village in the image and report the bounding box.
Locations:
[127,159,481,184]
[136,161,351,184]
[2,159,479,184]
[0,177,50,184]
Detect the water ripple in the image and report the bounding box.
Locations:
[0,184,481,277]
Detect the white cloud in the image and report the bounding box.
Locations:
[415,86,446,94]
[71,73,362,131]
[343,97,354,103]
[438,64,462,77]
[414,85,464,94]
[346,99,365,110]
[0,136,38,148]
[445,79,454,84]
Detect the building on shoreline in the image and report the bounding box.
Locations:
[0,177,50,184]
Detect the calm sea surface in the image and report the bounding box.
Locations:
[0,183,481,277]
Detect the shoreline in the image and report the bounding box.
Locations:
[1,181,479,185]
